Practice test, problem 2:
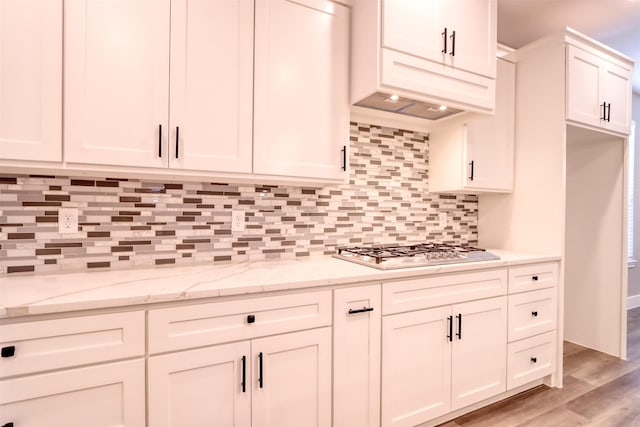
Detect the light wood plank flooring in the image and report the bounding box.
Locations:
[440,307,640,426]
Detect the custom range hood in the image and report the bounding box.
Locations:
[354,92,463,120]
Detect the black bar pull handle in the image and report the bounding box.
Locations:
[442,27,448,54]
[601,102,607,121]
[348,306,374,314]
[158,124,163,157]
[450,30,456,56]
[456,313,462,339]
[469,160,475,181]
[1,346,15,358]
[447,315,453,342]
[607,103,611,122]
[531,311,539,317]
[341,145,347,171]
[175,126,180,158]
[241,355,246,392]
[531,357,538,363]
[258,352,263,388]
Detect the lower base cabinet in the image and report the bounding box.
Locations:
[148,327,331,427]
[381,296,507,427]
[0,359,145,427]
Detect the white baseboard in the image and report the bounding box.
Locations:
[628,294,640,310]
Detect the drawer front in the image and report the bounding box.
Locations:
[507,331,557,390]
[0,311,145,378]
[508,262,558,294]
[382,269,507,315]
[0,358,145,426]
[508,288,557,342]
[148,290,332,353]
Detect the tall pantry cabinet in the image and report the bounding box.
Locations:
[0,0,62,162]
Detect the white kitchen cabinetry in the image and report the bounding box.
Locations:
[566,44,632,136]
[148,291,332,427]
[0,312,146,427]
[64,0,253,172]
[505,262,559,390]
[333,285,381,427]
[0,0,62,162]
[253,0,349,180]
[382,297,507,427]
[352,0,497,115]
[381,269,508,427]
[429,58,515,193]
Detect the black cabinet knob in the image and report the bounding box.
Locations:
[531,357,537,363]
[531,311,538,317]
[3,422,14,427]
[247,314,255,324]
[1,346,15,358]
[532,275,539,281]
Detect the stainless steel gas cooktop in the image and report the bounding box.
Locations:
[333,243,500,270]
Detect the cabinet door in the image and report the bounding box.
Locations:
[148,341,251,427]
[382,0,445,63]
[253,0,349,180]
[169,0,253,173]
[381,306,452,427]
[450,296,507,411]
[566,45,602,128]
[441,0,496,78]
[0,359,145,427]
[64,0,170,167]
[0,0,62,162]
[252,327,331,427]
[464,59,515,191]
[602,60,632,135]
[333,285,381,427]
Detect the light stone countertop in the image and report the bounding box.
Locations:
[0,250,561,319]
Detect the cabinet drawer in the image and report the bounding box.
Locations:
[0,311,145,378]
[508,288,557,341]
[508,262,558,294]
[382,269,507,315]
[148,290,331,353]
[0,358,145,426]
[507,331,557,390]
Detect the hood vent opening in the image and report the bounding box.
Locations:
[355,92,462,120]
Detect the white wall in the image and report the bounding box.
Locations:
[629,92,640,300]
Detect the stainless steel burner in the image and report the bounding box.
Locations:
[333,243,499,270]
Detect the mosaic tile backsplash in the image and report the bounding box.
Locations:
[0,122,478,274]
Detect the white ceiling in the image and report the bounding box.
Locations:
[497,0,640,94]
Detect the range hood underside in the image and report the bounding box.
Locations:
[355,92,462,121]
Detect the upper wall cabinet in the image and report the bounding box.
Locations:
[566,44,632,136]
[351,0,497,119]
[0,0,62,162]
[253,0,350,181]
[429,57,515,194]
[64,0,253,172]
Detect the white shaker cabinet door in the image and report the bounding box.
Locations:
[381,306,452,427]
[148,341,251,427]
[253,0,349,180]
[566,45,603,129]
[0,0,62,162]
[0,359,145,427]
[450,296,507,411]
[64,0,170,168]
[333,285,381,427]
[252,327,332,427]
[601,60,632,135]
[169,0,253,173]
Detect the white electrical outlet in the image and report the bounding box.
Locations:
[59,207,79,234]
[438,212,447,228]
[231,210,245,232]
